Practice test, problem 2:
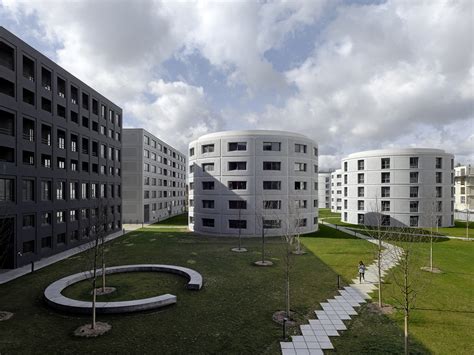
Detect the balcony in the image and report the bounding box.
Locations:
[0,146,14,163]
[41,67,52,91]
[0,110,14,136]
[0,41,14,70]
[0,78,15,98]
[22,56,35,82]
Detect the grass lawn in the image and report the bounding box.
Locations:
[0,220,377,354]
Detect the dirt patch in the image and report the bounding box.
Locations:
[272,310,297,326]
[187,259,196,264]
[420,266,442,273]
[74,322,111,337]
[254,260,274,267]
[0,311,13,321]
[292,250,307,255]
[366,302,395,315]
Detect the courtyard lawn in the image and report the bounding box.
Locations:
[318,208,341,219]
[0,222,376,354]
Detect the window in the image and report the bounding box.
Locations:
[263,200,281,210]
[56,211,65,223]
[294,181,307,190]
[0,42,15,70]
[294,200,307,208]
[228,161,246,170]
[358,160,364,170]
[344,162,347,172]
[23,55,35,81]
[22,241,35,254]
[436,172,442,184]
[81,183,88,199]
[202,218,215,227]
[410,157,418,168]
[381,172,390,183]
[70,134,78,152]
[263,219,281,229]
[436,157,442,169]
[70,85,78,105]
[202,200,215,208]
[22,179,35,201]
[410,216,419,227]
[202,144,214,153]
[358,186,364,197]
[381,200,390,212]
[263,161,281,170]
[297,218,307,227]
[358,173,364,184]
[229,200,247,209]
[358,200,364,211]
[202,163,214,172]
[358,214,365,224]
[295,144,307,153]
[22,214,35,228]
[56,181,65,200]
[70,182,78,200]
[189,147,195,156]
[437,201,443,212]
[294,163,306,172]
[41,97,52,112]
[436,186,442,198]
[344,175,348,184]
[228,142,247,151]
[263,142,281,151]
[228,181,247,190]
[381,186,390,197]
[41,181,52,201]
[41,212,52,226]
[410,172,419,183]
[0,178,14,201]
[409,201,419,213]
[381,158,390,169]
[263,181,281,190]
[202,181,215,190]
[229,220,247,229]
[313,147,318,156]
[70,210,78,222]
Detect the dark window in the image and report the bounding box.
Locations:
[358,160,364,170]
[23,88,35,105]
[202,200,215,208]
[0,146,14,162]
[410,172,418,183]
[71,111,78,124]
[57,104,66,118]
[381,158,390,169]
[82,92,89,110]
[22,55,35,81]
[410,157,418,168]
[41,181,52,201]
[201,144,214,153]
[202,218,215,227]
[41,67,51,91]
[202,163,214,172]
[435,157,442,169]
[0,178,14,201]
[263,142,281,151]
[70,85,78,105]
[189,147,195,156]
[0,78,14,97]
[263,219,281,229]
[22,179,35,201]
[263,161,281,170]
[0,41,15,70]
[229,200,247,209]
[57,233,66,245]
[263,200,281,209]
[202,181,215,190]
[0,109,15,136]
[41,97,52,112]
[228,142,247,151]
[229,220,247,229]
[228,161,246,170]
[22,240,35,254]
[381,172,390,183]
[41,236,52,249]
[263,181,281,190]
[381,186,390,197]
[57,77,66,98]
[228,181,247,190]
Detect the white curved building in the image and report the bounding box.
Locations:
[188,130,319,236]
[340,148,454,228]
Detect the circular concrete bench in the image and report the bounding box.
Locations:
[44,264,203,314]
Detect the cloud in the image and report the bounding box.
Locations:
[247,0,473,167]
[126,80,224,151]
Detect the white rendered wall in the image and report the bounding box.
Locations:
[454,165,474,212]
[340,148,454,227]
[330,169,342,213]
[188,130,319,236]
[318,172,331,209]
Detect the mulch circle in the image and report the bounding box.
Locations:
[0,311,13,321]
[92,287,117,296]
[74,322,112,337]
[272,310,297,326]
[420,266,443,273]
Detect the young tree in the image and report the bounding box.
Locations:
[254,200,274,266]
[231,207,247,252]
[387,230,429,355]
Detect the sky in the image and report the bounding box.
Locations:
[0,0,472,170]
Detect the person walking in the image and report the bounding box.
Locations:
[358,261,366,283]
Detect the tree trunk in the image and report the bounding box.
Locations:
[286,242,290,318]
[430,235,433,272]
[404,310,409,355]
[102,262,106,291]
[92,286,97,329]
[378,236,382,308]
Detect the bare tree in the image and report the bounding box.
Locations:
[387,230,429,355]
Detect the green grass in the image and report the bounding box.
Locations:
[319,208,341,219]
[152,213,188,226]
[0,223,375,354]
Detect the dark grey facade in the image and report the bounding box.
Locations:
[0,27,122,269]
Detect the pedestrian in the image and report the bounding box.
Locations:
[358,261,366,283]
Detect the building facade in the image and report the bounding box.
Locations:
[454,165,474,212]
[330,169,342,213]
[318,172,331,209]
[0,27,122,268]
[340,148,454,227]
[122,128,186,224]
[188,130,319,237]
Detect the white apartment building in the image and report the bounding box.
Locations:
[330,169,343,213]
[340,148,454,227]
[454,165,474,212]
[188,130,319,236]
[122,129,186,224]
[318,172,331,209]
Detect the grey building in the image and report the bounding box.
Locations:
[122,128,186,224]
[318,172,331,208]
[0,27,122,269]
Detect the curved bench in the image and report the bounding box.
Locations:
[44,264,203,314]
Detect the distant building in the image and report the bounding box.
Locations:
[121,128,186,224]
[454,165,473,212]
[330,169,342,213]
[340,148,454,227]
[188,130,319,236]
[318,172,331,209]
[0,27,122,268]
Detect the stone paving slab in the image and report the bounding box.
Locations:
[281,223,403,354]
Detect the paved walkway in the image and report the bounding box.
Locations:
[0,226,143,285]
[280,223,402,354]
